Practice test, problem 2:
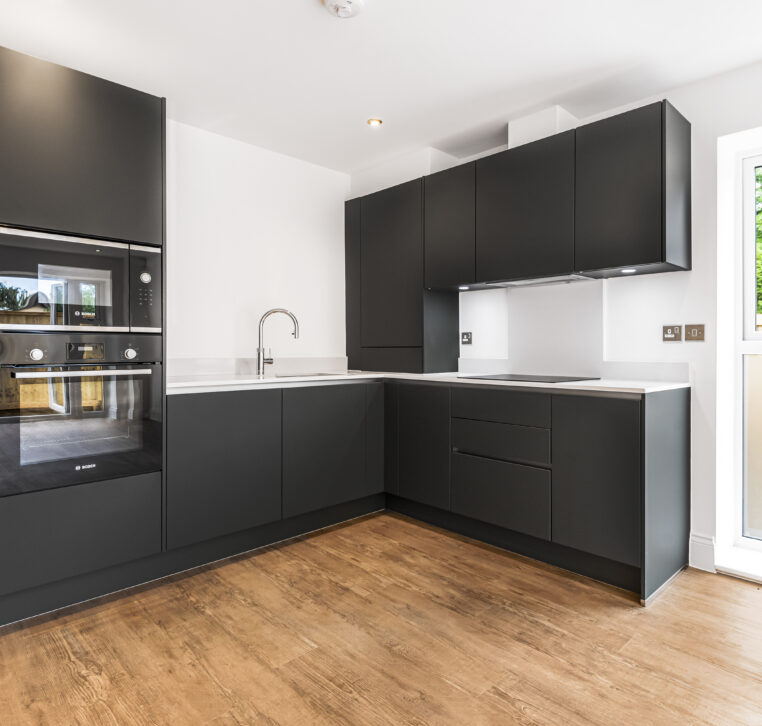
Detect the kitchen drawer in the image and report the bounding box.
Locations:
[0,473,161,597]
[452,418,550,467]
[360,347,423,373]
[451,453,550,540]
[451,386,550,428]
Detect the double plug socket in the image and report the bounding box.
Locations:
[663,324,705,342]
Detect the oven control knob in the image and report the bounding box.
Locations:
[124,348,138,360]
[139,272,152,284]
[29,348,44,361]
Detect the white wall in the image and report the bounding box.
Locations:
[166,121,350,366]
[359,59,762,571]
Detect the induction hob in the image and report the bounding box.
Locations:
[459,374,599,383]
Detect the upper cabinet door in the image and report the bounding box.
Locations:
[361,179,423,348]
[424,162,475,288]
[476,130,574,282]
[575,102,663,272]
[0,47,164,245]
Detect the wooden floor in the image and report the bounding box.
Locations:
[1,514,762,725]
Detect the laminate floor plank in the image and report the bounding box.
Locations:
[1,512,761,725]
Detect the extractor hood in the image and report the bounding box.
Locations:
[481,273,594,289]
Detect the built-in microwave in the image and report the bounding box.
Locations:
[0,227,161,333]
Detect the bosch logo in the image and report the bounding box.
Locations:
[75,464,97,471]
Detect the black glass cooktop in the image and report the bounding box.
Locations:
[460,374,598,383]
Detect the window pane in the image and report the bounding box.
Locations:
[744,354,762,539]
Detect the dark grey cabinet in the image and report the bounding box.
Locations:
[397,383,451,509]
[361,179,424,348]
[424,162,475,288]
[166,389,282,549]
[551,395,641,567]
[0,46,164,245]
[0,473,161,597]
[283,384,383,518]
[476,131,575,282]
[575,100,691,276]
[345,180,459,373]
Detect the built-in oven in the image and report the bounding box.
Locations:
[0,333,162,497]
[0,226,161,333]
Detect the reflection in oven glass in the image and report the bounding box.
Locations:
[10,371,143,466]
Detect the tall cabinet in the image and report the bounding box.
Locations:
[345,179,459,373]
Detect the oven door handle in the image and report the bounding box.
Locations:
[11,369,153,379]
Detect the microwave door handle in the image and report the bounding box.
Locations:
[11,369,152,379]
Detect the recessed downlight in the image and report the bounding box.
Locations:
[458,285,469,291]
[621,268,637,274]
[366,118,383,128]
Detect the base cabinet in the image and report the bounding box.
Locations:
[551,395,642,567]
[397,383,451,510]
[167,389,282,549]
[283,384,384,518]
[0,473,161,597]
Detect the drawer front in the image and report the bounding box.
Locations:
[451,453,550,540]
[452,418,550,466]
[451,386,550,428]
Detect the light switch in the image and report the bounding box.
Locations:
[685,324,705,341]
[461,332,472,345]
[663,325,682,342]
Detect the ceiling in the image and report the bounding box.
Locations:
[2,0,762,173]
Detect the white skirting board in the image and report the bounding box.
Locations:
[689,533,716,572]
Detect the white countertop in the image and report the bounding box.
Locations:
[166,371,690,395]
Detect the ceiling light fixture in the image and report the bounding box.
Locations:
[323,0,364,19]
[366,118,383,128]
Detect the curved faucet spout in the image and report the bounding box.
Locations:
[257,309,300,377]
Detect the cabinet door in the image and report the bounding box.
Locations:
[575,102,662,272]
[398,384,450,509]
[552,395,641,567]
[167,390,282,549]
[361,179,423,347]
[424,162,475,288]
[345,198,362,369]
[476,131,574,281]
[0,47,163,244]
[0,473,160,597]
[283,384,371,518]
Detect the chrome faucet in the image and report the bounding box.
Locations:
[257,308,300,377]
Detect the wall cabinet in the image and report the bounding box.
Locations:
[476,131,575,282]
[396,383,451,509]
[575,100,691,276]
[283,383,384,518]
[0,46,164,245]
[166,389,282,549]
[424,162,476,288]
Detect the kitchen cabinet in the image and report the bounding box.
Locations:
[283,383,383,518]
[575,100,691,276]
[345,181,459,373]
[551,395,642,567]
[397,383,451,509]
[0,46,164,245]
[361,179,424,348]
[424,162,476,288]
[166,389,282,549]
[476,131,575,282]
[0,473,160,597]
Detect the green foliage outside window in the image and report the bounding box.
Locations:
[757,166,762,316]
[0,282,30,311]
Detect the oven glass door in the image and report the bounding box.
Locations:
[0,364,162,496]
[0,230,130,331]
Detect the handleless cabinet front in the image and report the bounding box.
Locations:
[167,389,282,549]
[0,46,164,244]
